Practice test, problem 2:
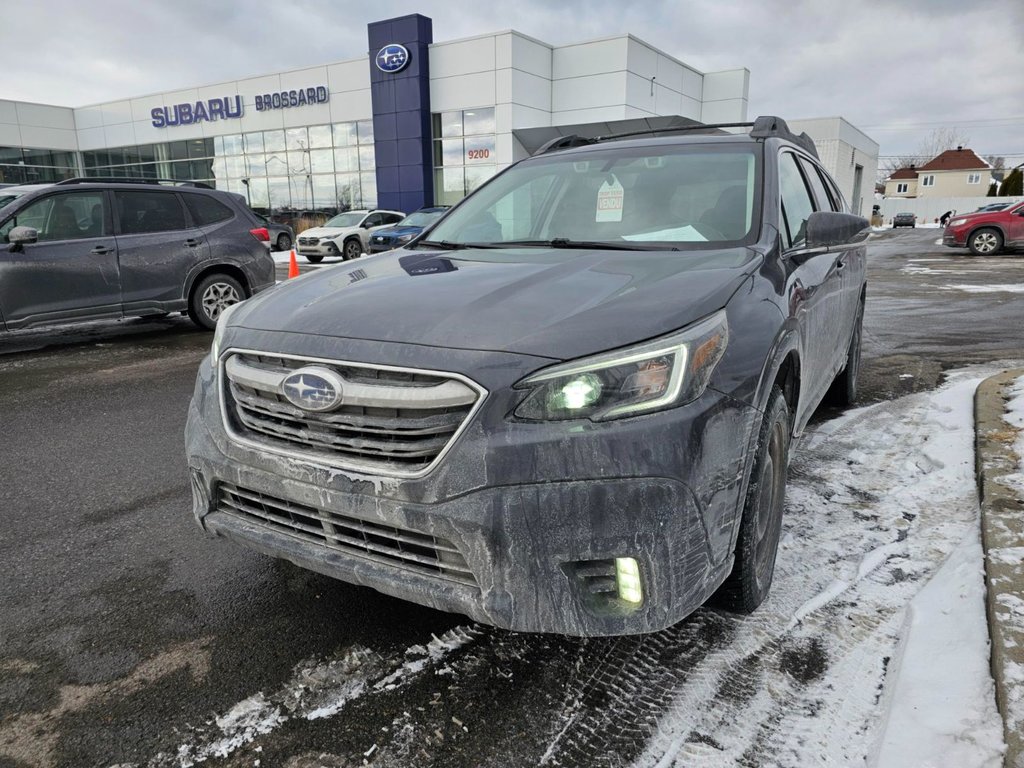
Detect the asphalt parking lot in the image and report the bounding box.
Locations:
[1,230,1022,768]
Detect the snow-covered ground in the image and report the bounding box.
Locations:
[144,369,1014,768]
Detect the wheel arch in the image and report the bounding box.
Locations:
[185,262,252,303]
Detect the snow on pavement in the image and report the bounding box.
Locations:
[625,369,1006,768]
[138,370,1012,767]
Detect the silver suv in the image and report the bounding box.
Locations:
[0,178,275,332]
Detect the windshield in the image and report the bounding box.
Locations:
[323,212,365,228]
[426,144,761,249]
[399,210,446,228]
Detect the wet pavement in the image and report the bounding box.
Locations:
[0,230,1022,768]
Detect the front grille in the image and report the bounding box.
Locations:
[221,351,484,477]
[298,236,320,245]
[217,483,478,588]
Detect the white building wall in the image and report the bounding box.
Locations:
[0,99,78,151]
[790,117,879,217]
[701,69,749,124]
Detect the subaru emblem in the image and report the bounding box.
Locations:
[281,367,345,412]
[376,44,410,73]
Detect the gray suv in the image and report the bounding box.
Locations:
[0,179,275,332]
[186,117,868,636]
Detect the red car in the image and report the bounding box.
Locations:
[943,199,1024,255]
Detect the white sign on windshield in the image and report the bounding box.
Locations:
[595,178,625,222]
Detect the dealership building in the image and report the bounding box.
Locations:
[0,14,878,219]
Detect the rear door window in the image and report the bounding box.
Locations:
[185,194,234,226]
[115,190,187,234]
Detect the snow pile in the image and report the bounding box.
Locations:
[941,284,1024,294]
[629,371,1007,768]
[162,627,480,766]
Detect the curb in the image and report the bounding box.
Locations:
[975,369,1024,768]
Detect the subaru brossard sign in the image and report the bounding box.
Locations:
[150,86,330,128]
[375,44,410,73]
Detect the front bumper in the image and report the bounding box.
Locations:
[943,230,966,247]
[296,241,340,257]
[185,340,756,636]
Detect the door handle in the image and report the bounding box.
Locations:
[185,238,202,247]
[90,245,113,255]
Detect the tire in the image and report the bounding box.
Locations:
[276,233,292,252]
[304,253,324,264]
[343,238,363,261]
[188,273,245,331]
[714,385,791,613]
[826,298,863,407]
[968,228,1002,256]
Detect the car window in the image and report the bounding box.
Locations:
[185,194,234,226]
[115,190,187,234]
[779,153,815,248]
[363,213,385,227]
[817,168,846,213]
[797,157,833,212]
[0,192,107,242]
[426,144,760,247]
[384,213,404,225]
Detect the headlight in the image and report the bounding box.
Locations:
[396,233,414,243]
[950,218,967,227]
[210,301,243,363]
[513,311,728,422]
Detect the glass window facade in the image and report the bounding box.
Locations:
[0,147,78,185]
[79,122,378,223]
[433,108,497,206]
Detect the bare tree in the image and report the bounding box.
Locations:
[882,127,974,176]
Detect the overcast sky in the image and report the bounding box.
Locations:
[5,0,1022,163]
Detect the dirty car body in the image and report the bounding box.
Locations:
[185,117,869,636]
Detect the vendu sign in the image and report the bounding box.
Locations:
[151,86,329,128]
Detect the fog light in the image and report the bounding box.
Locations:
[615,557,643,604]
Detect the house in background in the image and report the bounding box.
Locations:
[883,147,991,198]
[884,166,919,198]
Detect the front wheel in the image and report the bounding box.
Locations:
[968,228,1002,256]
[276,233,292,252]
[188,273,244,331]
[343,238,363,261]
[714,385,791,613]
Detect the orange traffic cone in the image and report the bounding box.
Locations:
[288,249,300,279]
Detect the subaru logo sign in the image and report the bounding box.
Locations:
[281,367,345,412]
[376,44,410,73]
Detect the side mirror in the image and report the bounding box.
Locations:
[805,211,870,249]
[361,221,373,229]
[8,225,38,252]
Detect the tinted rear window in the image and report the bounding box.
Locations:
[116,190,187,234]
[185,194,234,226]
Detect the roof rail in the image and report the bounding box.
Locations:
[749,116,819,158]
[532,116,819,158]
[55,177,214,189]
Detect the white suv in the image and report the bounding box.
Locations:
[296,209,405,262]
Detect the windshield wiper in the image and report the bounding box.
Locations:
[416,240,507,250]
[498,238,665,251]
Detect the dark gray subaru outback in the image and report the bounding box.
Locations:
[185,117,868,636]
[0,178,274,332]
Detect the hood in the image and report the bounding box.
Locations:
[373,225,423,240]
[300,226,356,239]
[232,247,758,360]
